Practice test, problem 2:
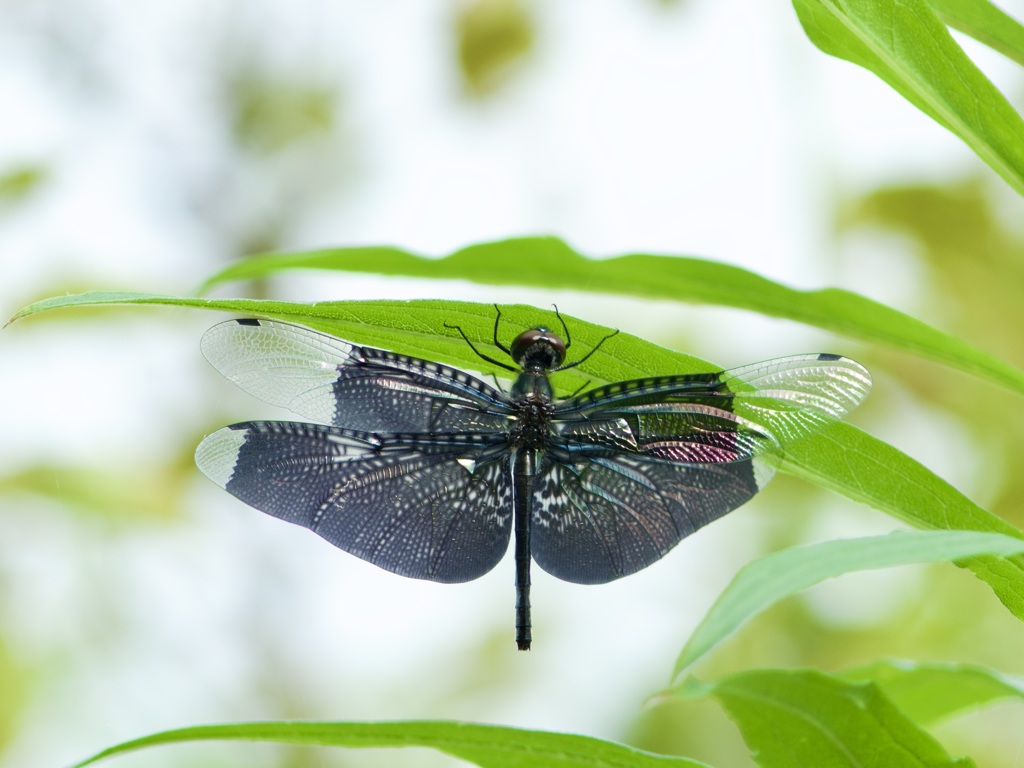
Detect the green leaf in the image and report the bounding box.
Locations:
[780,423,1024,623]
[5,293,708,397]
[194,237,1024,397]
[70,720,712,768]
[10,293,1024,625]
[843,659,1024,727]
[928,0,1024,68]
[671,531,1024,683]
[679,669,974,768]
[792,0,1024,197]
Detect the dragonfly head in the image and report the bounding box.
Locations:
[510,327,567,371]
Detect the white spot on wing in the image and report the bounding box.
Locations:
[194,427,249,489]
[752,457,776,490]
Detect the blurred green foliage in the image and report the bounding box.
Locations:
[230,77,336,154]
[455,0,534,97]
[0,639,27,756]
[841,179,1024,369]
[0,461,193,521]
[0,165,47,204]
[841,179,1024,529]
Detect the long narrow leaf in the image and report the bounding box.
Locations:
[793,0,1024,197]
[679,669,973,767]
[5,293,708,396]
[781,423,1024,622]
[194,237,1024,396]
[71,720,710,768]
[842,660,1024,726]
[671,531,1024,682]
[928,0,1024,68]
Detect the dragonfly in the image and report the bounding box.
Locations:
[195,310,871,650]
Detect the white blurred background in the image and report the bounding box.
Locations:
[2,1,1024,766]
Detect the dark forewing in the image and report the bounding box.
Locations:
[195,422,513,583]
[200,319,514,433]
[530,454,771,584]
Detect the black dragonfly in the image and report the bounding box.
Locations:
[195,310,871,650]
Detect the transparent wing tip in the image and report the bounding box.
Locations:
[811,354,873,413]
[195,426,248,489]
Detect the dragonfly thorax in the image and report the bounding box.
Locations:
[510,367,555,405]
[508,379,554,450]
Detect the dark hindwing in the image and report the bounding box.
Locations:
[200,319,514,433]
[195,422,513,583]
[531,354,872,583]
[530,454,766,584]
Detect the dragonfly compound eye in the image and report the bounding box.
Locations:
[510,328,567,371]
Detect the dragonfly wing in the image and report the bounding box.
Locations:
[530,454,772,584]
[555,353,871,450]
[715,354,871,444]
[535,353,868,584]
[554,405,779,463]
[196,422,513,583]
[201,319,513,433]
